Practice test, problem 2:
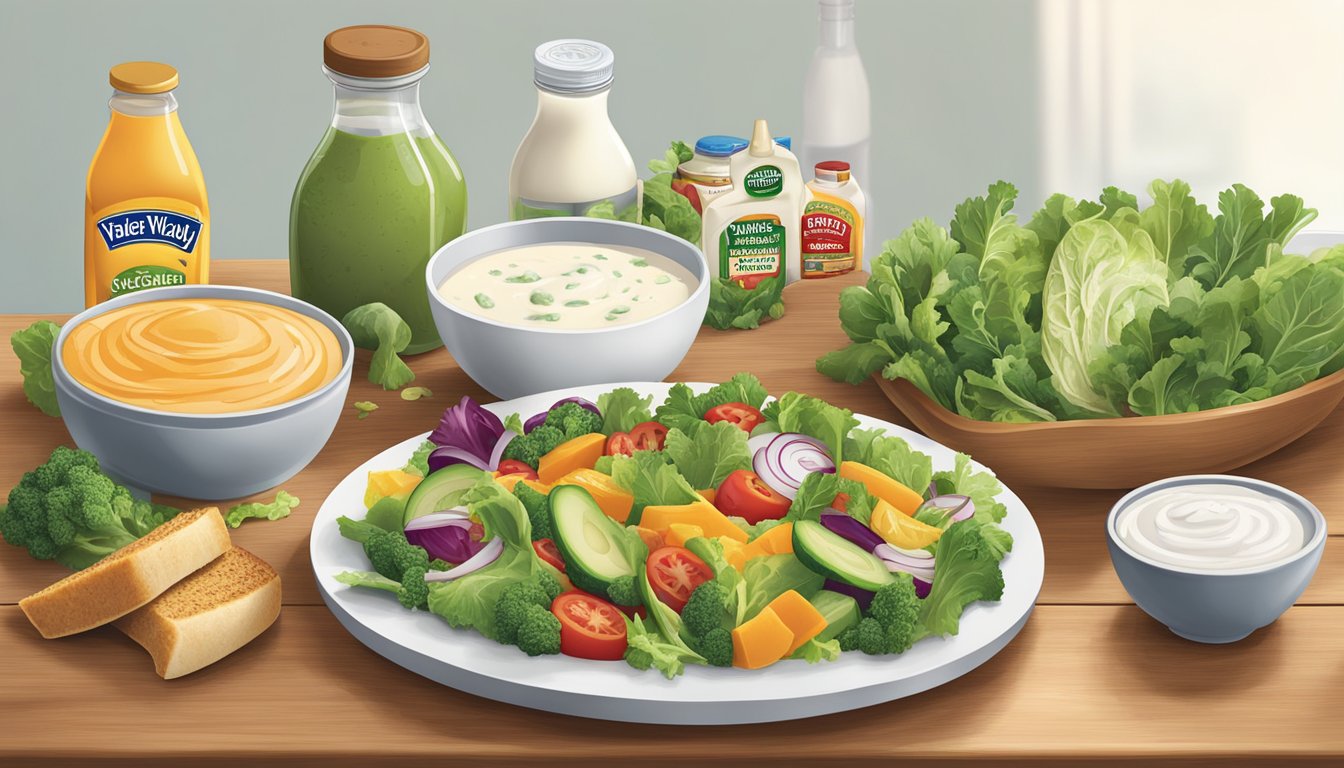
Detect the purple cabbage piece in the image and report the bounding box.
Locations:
[430,396,505,464]
[405,522,483,565]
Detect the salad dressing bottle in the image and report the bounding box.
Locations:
[509,40,640,220]
[802,161,866,278]
[701,119,805,286]
[84,62,209,306]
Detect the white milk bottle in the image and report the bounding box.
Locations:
[509,39,640,221]
[801,0,871,245]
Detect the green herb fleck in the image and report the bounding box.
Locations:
[655,275,671,285]
[527,313,561,322]
[630,257,648,267]
[354,401,379,419]
[400,386,433,401]
[593,253,608,260]
[505,271,540,284]
[609,305,630,315]
[565,282,581,290]
[488,269,502,277]
[576,267,589,274]
[474,293,495,309]
[530,290,554,306]
[564,299,589,307]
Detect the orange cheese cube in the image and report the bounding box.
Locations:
[537,433,606,485]
[731,607,794,670]
[766,589,829,655]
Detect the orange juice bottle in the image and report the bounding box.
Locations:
[84,62,209,306]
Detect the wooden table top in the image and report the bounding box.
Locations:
[2,261,1341,766]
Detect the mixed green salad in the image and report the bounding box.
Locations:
[333,374,1012,678]
[819,180,1344,420]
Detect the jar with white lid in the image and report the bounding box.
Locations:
[509,39,640,221]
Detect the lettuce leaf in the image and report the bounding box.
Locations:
[11,319,61,417]
[762,391,859,463]
[224,490,300,528]
[662,420,751,490]
[917,518,1011,638]
[609,449,700,521]
[341,303,415,390]
[596,386,654,434]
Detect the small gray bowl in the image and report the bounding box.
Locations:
[53,284,353,500]
[1106,474,1326,644]
[425,217,710,399]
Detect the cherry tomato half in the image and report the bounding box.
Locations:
[532,538,566,573]
[734,273,772,290]
[552,591,628,660]
[704,402,765,433]
[497,459,539,480]
[646,546,713,613]
[670,178,704,215]
[716,469,791,525]
[630,421,669,452]
[605,432,637,456]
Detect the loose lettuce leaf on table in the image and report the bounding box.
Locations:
[11,319,61,417]
[341,303,415,391]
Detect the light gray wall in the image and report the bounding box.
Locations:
[0,0,1042,313]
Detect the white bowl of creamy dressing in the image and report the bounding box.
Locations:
[425,217,709,399]
[1107,475,1326,644]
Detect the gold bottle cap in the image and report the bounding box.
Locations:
[109,62,179,94]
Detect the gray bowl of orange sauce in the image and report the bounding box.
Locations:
[53,285,353,499]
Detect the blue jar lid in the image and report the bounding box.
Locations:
[694,135,749,158]
[773,135,792,150]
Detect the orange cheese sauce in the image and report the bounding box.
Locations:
[63,298,342,413]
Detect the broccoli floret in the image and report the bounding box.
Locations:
[687,626,733,667]
[429,558,452,571]
[397,565,430,609]
[853,617,886,655]
[494,581,557,645]
[363,529,430,582]
[501,425,566,469]
[868,577,921,654]
[0,446,181,569]
[537,568,563,603]
[681,582,728,638]
[515,603,562,656]
[544,402,603,440]
[512,482,552,541]
[604,575,641,607]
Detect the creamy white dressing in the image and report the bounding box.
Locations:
[438,242,694,329]
[1115,483,1307,571]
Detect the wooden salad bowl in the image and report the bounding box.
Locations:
[874,367,1344,489]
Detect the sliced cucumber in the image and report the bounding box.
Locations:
[808,589,861,641]
[792,519,895,592]
[402,464,484,527]
[550,485,636,596]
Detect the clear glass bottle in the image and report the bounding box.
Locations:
[509,39,640,221]
[290,25,467,354]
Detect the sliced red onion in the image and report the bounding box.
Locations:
[747,431,779,456]
[914,578,932,599]
[488,430,517,470]
[823,579,874,611]
[917,494,975,526]
[403,509,470,531]
[752,433,835,500]
[875,542,936,583]
[523,411,549,434]
[820,510,885,552]
[424,536,503,582]
[427,445,490,473]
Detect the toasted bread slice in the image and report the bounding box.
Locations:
[115,546,281,679]
[19,507,231,638]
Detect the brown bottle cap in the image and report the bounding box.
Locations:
[109,62,179,94]
[324,25,429,78]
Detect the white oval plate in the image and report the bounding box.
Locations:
[310,382,1045,724]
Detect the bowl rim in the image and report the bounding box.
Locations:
[53,284,355,423]
[877,365,1344,434]
[1105,473,1328,576]
[424,216,710,336]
